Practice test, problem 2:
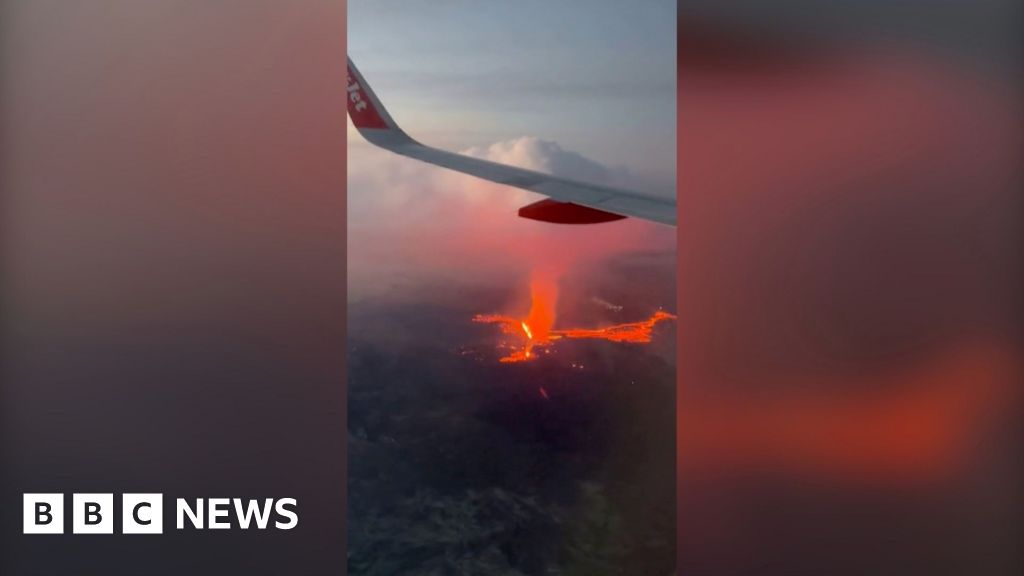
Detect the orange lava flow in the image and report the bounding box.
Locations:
[550,310,677,343]
[472,274,675,363]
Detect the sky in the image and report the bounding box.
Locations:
[348,0,676,184]
[347,0,677,301]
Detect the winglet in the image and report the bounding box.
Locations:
[346,57,414,147]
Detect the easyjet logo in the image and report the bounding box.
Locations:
[346,66,389,129]
[347,76,369,113]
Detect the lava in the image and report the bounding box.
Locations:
[473,273,676,363]
[552,310,677,343]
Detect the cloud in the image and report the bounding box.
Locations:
[347,136,674,299]
[462,136,629,187]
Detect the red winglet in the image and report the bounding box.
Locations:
[347,62,389,129]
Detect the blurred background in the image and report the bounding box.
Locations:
[1,2,346,574]
[678,1,1023,574]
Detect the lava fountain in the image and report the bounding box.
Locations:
[473,272,676,363]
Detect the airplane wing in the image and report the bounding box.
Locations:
[346,57,676,226]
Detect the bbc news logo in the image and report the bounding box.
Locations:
[23,494,297,534]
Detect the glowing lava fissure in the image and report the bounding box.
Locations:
[473,274,675,363]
